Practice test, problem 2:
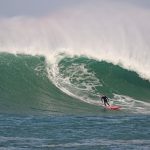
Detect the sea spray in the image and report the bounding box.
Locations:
[0,0,150,79]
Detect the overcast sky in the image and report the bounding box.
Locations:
[0,0,150,17]
[0,0,83,17]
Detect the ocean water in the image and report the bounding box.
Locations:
[0,114,150,150]
[0,0,150,149]
[0,53,150,150]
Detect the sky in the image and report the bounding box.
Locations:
[0,0,150,17]
[0,0,82,17]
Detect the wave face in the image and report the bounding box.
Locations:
[0,53,150,115]
[0,53,104,115]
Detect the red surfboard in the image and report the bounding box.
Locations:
[105,105,121,110]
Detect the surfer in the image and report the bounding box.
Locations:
[101,95,110,106]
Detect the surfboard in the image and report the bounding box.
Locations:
[105,105,121,110]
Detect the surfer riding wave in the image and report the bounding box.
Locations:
[101,95,110,106]
[100,95,121,110]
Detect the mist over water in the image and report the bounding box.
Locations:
[0,0,150,80]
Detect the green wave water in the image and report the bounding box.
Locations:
[0,53,150,115]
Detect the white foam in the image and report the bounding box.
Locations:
[46,54,102,106]
[112,94,150,114]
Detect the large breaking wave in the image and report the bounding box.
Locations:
[0,0,150,114]
[0,53,150,115]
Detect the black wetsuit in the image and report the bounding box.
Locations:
[101,96,110,106]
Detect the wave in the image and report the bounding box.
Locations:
[0,53,150,115]
[0,0,150,114]
[0,53,106,115]
[48,54,150,114]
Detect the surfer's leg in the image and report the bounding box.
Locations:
[107,102,110,106]
[105,101,109,106]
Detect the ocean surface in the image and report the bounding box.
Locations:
[0,53,150,149]
[0,114,150,150]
